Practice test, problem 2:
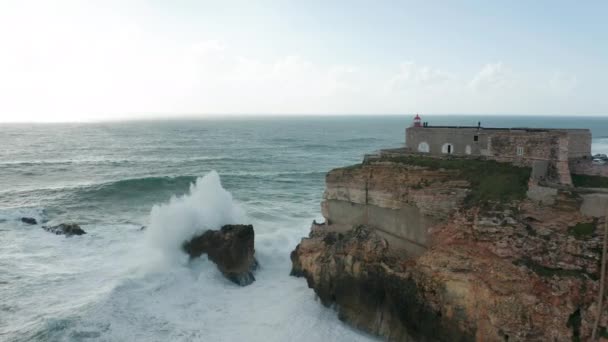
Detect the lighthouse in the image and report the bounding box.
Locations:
[412,114,422,127]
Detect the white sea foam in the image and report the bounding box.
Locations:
[0,207,46,223]
[145,171,246,265]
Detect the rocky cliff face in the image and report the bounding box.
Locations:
[321,162,470,255]
[291,158,607,341]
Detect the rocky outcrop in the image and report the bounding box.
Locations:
[183,224,258,286]
[291,224,473,341]
[21,217,37,225]
[291,159,607,341]
[42,223,86,236]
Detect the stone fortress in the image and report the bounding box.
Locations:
[292,114,608,341]
[405,114,593,185]
[321,114,608,257]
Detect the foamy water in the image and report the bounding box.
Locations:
[1,172,375,341]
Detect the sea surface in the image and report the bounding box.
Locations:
[1,115,608,341]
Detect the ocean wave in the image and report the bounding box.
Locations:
[0,177,198,211]
[0,156,234,168]
[0,207,46,223]
[294,144,333,149]
[75,176,199,200]
[0,159,135,167]
[88,171,320,193]
[0,171,325,201]
[592,138,608,154]
[338,137,381,143]
[222,170,326,178]
[145,171,245,265]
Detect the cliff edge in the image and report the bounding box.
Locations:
[291,155,607,341]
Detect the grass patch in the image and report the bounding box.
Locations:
[568,221,596,239]
[342,163,363,170]
[567,308,581,342]
[514,257,597,280]
[600,327,608,339]
[571,174,608,188]
[378,155,531,206]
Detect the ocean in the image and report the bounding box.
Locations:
[1,115,608,341]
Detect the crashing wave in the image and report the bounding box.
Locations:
[145,171,246,265]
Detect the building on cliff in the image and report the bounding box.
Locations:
[405,115,594,185]
[294,117,608,340]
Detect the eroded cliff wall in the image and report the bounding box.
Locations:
[321,163,469,255]
[292,158,607,341]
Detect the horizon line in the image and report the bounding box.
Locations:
[1,112,607,124]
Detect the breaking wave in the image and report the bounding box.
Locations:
[0,207,46,223]
[145,171,246,265]
[80,176,198,198]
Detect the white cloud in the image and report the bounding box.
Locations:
[389,62,451,90]
[469,62,512,92]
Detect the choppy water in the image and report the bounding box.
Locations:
[1,115,607,341]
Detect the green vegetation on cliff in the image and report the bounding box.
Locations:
[601,327,608,339]
[568,221,597,239]
[374,156,531,206]
[514,257,596,280]
[571,174,608,188]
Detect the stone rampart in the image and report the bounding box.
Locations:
[570,159,608,177]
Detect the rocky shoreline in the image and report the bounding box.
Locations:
[290,158,608,341]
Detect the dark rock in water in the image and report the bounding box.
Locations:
[183,224,258,286]
[21,217,37,225]
[139,226,146,231]
[42,223,86,236]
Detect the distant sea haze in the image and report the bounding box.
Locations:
[1,115,607,341]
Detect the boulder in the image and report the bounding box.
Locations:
[183,224,258,286]
[21,217,37,225]
[42,223,86,236]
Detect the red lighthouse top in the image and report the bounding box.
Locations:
[413,114,422,127]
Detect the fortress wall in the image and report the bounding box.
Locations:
[580,193,608,217]
[405,126,590,185]
[570,160,608,177]
[564,130,592,158]
[406,127,487,156]
[322,164,468,256]
[407,127,591,161]
[486,131,563,166]
[322,200,430,255]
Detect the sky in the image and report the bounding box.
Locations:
[0,0,607,122]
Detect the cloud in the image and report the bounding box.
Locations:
[469,62,511,92]
[0,1,602,121]
[389,62,451,90]
[164,44,369,114]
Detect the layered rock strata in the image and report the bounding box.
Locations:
[292,159,607,341]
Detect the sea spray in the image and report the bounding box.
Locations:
[145,171,246,265]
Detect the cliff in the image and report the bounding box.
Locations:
[291,156,607,341]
